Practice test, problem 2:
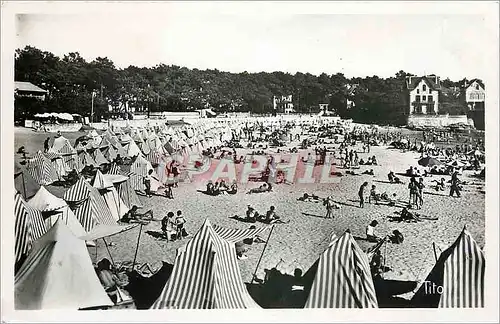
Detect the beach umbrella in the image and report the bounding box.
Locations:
[418,157,442,167]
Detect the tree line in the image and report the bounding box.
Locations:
[15,46,472,126]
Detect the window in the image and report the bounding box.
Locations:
[428,95,433,102]
[417,89,420,94]
[476,84,480,90]
[416,95,421,102]
[423,84,427,92]
[422,95,427,101]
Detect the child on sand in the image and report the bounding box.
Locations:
[369,185,380,205]
[366,220,381,242]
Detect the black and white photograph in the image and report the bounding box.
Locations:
[2,1,498,322]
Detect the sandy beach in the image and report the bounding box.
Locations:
[14,126,485,301]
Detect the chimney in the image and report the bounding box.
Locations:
[435,75,439,87]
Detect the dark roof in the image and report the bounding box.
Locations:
[407,76,441,91]
[15,81,47,93]
[467,79,485,90]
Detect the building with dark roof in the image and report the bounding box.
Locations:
[406,75,441,115]
[14,81,47,100]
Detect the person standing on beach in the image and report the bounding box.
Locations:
[325,196,335,219]
[408,177,418,208]
[449,171,461,198]
[144,169,153,198]
[359,182,369,208]
[416,177,425,209]
[44,137,50,153]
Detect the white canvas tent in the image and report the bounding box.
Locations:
[15,220,113,310]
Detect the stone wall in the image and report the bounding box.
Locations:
[407,114,474,128]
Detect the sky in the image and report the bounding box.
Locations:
[14,3,496,80]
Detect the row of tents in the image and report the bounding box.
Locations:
[14,198,485,310]
[14,169,142,268]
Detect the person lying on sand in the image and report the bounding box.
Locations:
[247,183,273,194]
[380,192,398,206]
[297,193,321,202]
[346,170,361,176]
[227,180,238,194]
[362,169,375,175]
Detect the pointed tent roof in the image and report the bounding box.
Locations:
[63,178,116,232]
[27,186,66,212]
[123,140,143,158]
[92,170,114,190]
[92,170,129,222]
[15,220,113,310]
[14,192,48,264]
[92,148,109,166]
[151,219,260,309]
[27,186,87,238]
[50,136,76,155]
[15,164,41,200]
[411,227,484,308]
[304,231,378,308]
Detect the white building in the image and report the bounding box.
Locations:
[273,95,294,114]
[406,75,441,115]
[464,79,485,111]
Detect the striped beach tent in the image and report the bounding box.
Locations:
[140,140,151,155]
[122,140,143,158]
[130,155,161,192]
[27,186,87,238]
[107,163,122,175]
[411,227,485,308]
[92,170,129,222]
[49,136,76,156]
[15,220,113,310]
[113,172,143,209]
[304,231,378,308]
[15,162,40,200]
[63,177,116,232]
[151,219,261,309]
[44,152,68,180]
[212,223,271,243]
[147,149,163,165]
[14,192,48,265]
[26,151,58,186]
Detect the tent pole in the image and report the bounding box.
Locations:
[250,225,275,284]
[21,172,27,199]
[95,243,98,263]
[432,242,438,262]
[132,223,143,270]
[102,237,115,266]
